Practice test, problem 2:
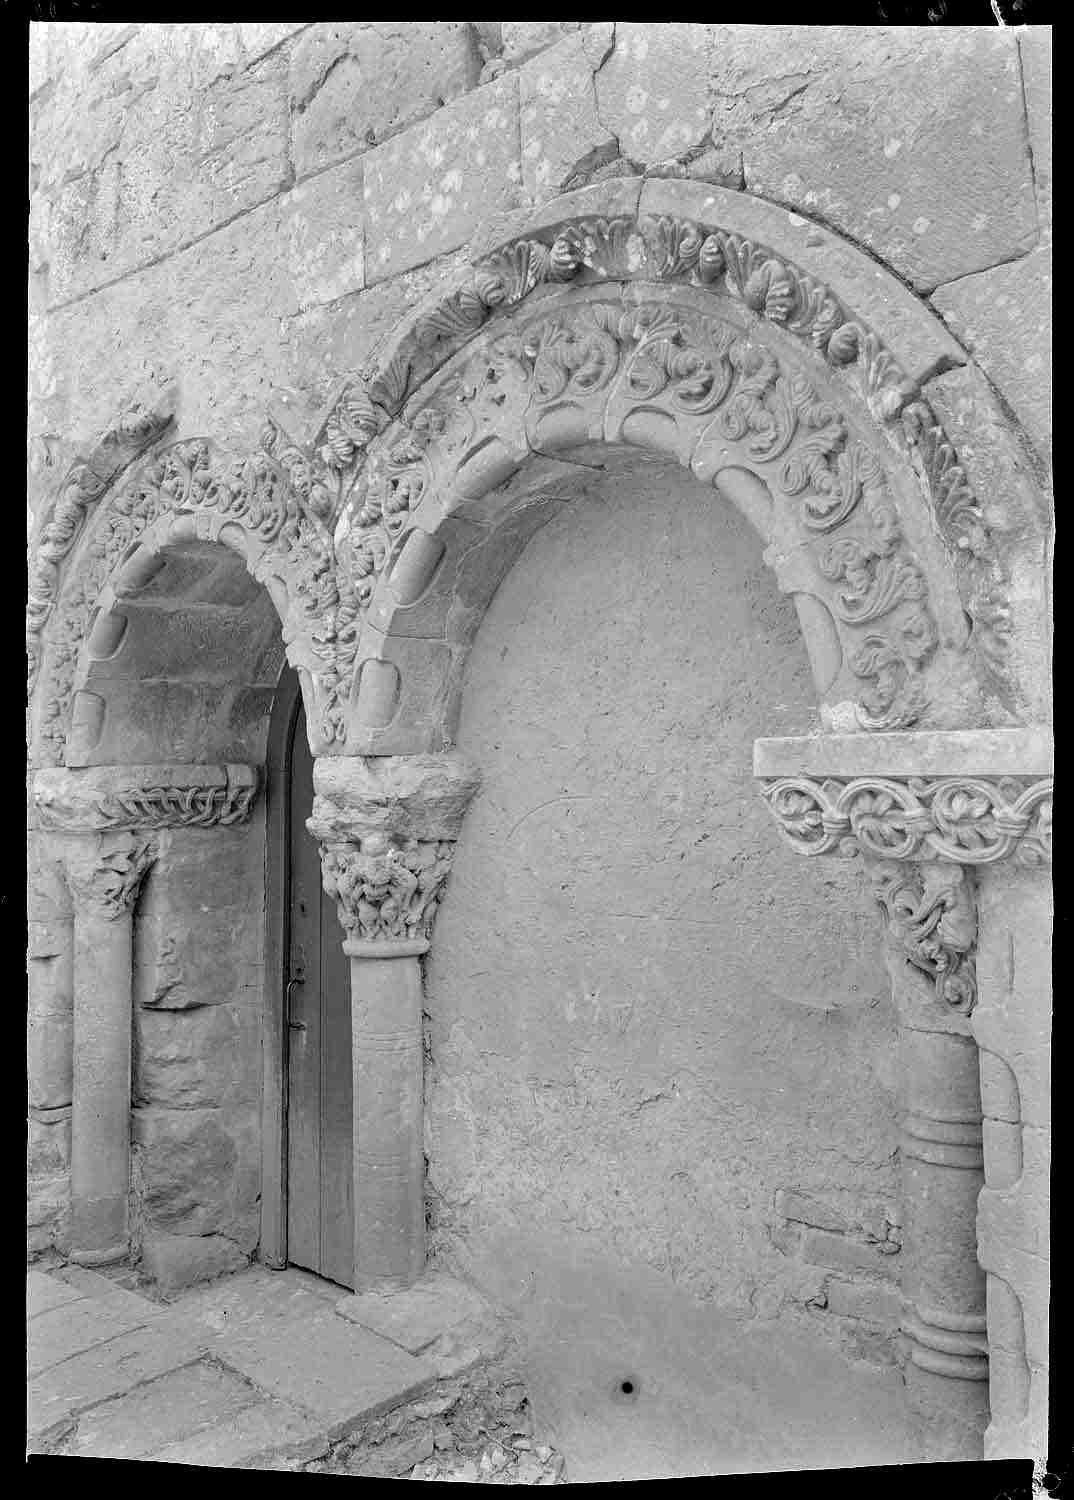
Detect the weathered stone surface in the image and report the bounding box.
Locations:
[28,1114,71,1177]
[335,1271,497,1354]
[501,22,583,66]
[132,1103,261,1248]
[281,156,365,310]
[140,1228,251,1290]
[595,23,713,164]
[289,22,479,179]
[363,73,523,283]
[825,1280,902,1326]
[753,727,1053,779]
[800,1230,898,1280]
[27,1268,88,1320]
[27,1323,203,1441]
[31,36,290,307]
[311,753,481,842]
[169,1268,438,1434]
[238,22,308,66]
[28,1291,159,1376]
[519,26,615,204]
[707,25,1037,291]
[58,1360,258,1459]
[931,246,1052,465]
[135,1004,261,1107]
[775,1189,850,1235]
[1018,28,1051,240]
[150,1396,331,1467]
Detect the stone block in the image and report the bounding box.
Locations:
[27,1114,71,1176]
[801,1230,897,1280]
[335,1271,497,1353]
[140,1229,250,1291]
[707,25,1037,291]
[825,1279,902,1325]
[280,156,365,311]
[239,23,308,65]
[60,1359,258,1460]
[28,1010,73,1110]
[290,23,479,179]
[931,245,1052,465]
[149,1396,331,1467]
[595,23,714,165]
[501,22,582,66]
[1018,28,1051,239]
[519,26,615,205]
[27,1269,89,1320]
[28,1292,158,1376]
[132,1103,261,1247]
[363,73,523,284]
[33,44,290,306]
[27,1324,204,1442]
[135,1003,261,1108]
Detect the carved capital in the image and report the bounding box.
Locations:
[871,859,978,1015]
[317,834,456,955]
[65,836,155,920]
[31,764,259,832]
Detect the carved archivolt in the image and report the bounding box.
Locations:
[27,204,1016,766]
[761,774,1052,866]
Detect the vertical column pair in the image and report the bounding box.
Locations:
[306,753,481,1293]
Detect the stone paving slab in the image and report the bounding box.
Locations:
[27,1324,204,1442]
[27,1269,90,1319]
[160,1267,440,1438]
[149,1396,332,1468]
[57,1360,260,1460]
[28,1294,161,1377]
[336,1270,496,1354]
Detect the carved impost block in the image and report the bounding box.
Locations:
[307,754,481,956]
[64,834,156,921]
[753,728,1052,866]
[30,764,260,832]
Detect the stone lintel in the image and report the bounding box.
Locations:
[753,727,1053,781]
[31,763,260,832]
[310,754,481,846]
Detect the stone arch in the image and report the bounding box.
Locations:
[251,179,1045,756]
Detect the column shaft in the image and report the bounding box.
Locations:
[349,953,426,1290]
[70,909,136,1262]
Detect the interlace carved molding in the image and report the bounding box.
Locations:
[32,766,259,832]
[64,838,156,920]
[760,774,1052,866]
[871,860,978,1015]
[318,834,456,948]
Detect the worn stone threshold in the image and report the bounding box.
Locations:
[27,1262,503,1469]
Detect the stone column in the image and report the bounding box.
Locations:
[64,835,155,1264]
[307,753,481,1292]
[870,859,988,1459]
[755,726,1052,1464]
[29,762,260,1267]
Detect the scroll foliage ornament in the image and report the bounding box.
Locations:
[871,860,978,1014]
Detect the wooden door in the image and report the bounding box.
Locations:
[285,695,354,1288]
